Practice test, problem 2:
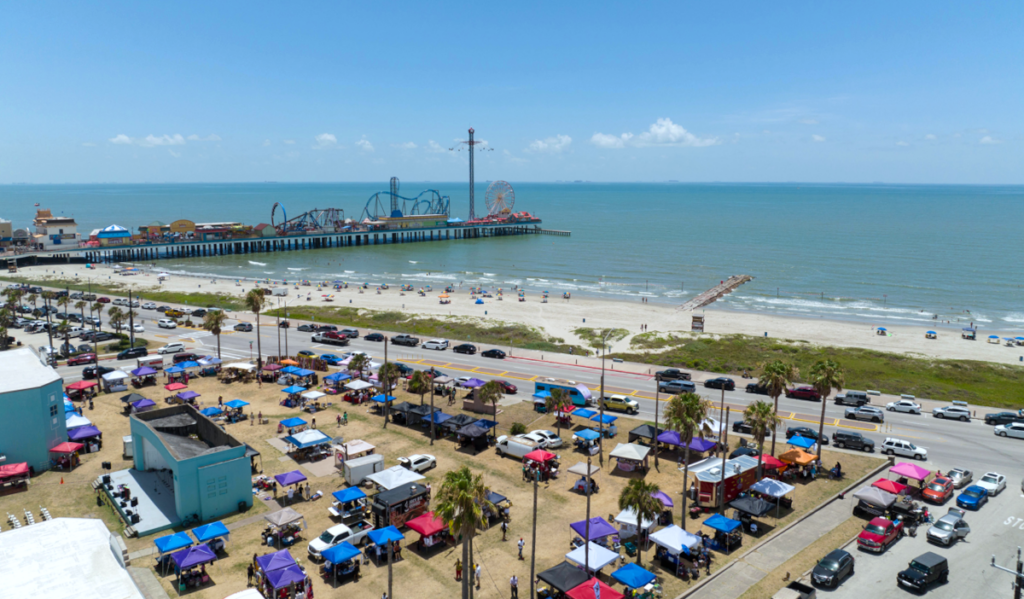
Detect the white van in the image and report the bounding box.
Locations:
[137,356,165,371]
[272,288,289,297]
[423,339,449,350]
[157,342,185,354]
[495,435,541,459]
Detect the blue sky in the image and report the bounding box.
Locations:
[1,2,1021,184]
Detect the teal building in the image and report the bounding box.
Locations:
[0,348,66,473]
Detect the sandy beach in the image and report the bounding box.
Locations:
[9,262,1024,366]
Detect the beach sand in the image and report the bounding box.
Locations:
[9,263,1024,365]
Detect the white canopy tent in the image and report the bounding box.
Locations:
[301,390,326,401]
[345,380,374,391]
[65,413,93,430]
[101,370,130,382]
[226,362,257,371]
[609,443,651,461]
[565,541,620,573]
[567,462,601,477]
[650,524,701,555]
[342,440,375,457]
[365,465,425,490]
[614,507,656,540]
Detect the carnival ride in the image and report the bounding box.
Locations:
[271,203,348,235]
[359,178,451,221]
[484,180,515,216]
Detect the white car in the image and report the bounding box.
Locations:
[994,422,1024,439]
[142,302,157,310]
[157,342,185,354]
[131,324,145,333]
[342,351,371,361]
[422,339,449,350]
[932,406,972,421]
[182,307,194,315]
[976,472,1006,495]
[157,319,178,330]
[881,437,928,460]
[397,454,436,473]
[886,400,922,414]
[524,430,563,449]
[455,376,474,387]
[112,298,127,306]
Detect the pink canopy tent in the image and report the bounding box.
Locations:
[872,478,908,494]
[889,462,931,481]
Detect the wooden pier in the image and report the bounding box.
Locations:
[677,275,754,311]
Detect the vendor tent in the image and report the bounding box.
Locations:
[256,549,297,573]
[67,380,98,391]
[165,366,185,375]
[573,409,596,419]
[281,385,306,394]
[406,512,446,537]
[280,417,307,428]
[301,390,326,401]
[390,401,414,415]
[341,440,375,457]
[191,521,230,543]
[443,414,477,431]
[371,395,396,403]
[198,407,222,417]
[345,380,374,391]
[266,565,306,590]
[538,562,590,594]
[50,441,84,454]
[321,542,360,565]
[365,465,425,490]
[565,542,620,572]
[428,411,452,424]
[263,509,306,530]
[102,370,130,382]
[590,413,618,425]
[273,470,307,487]
[566,578,625,599]
[0,462,29,482]
[609,443,651,462]
[749,478,795,498]
[131,366,157,377]
[226,362,256,371]
[890,462,931,481]
[872,479,908,495]
[729,496,775,517]
[687,437,717,453]
[171,543,217,570]
[703,513,743,533]
[224,399,249,409]
[567,462,601,477]
[651,490,674,507]
[461,378,486,388]
[176,391,200,401]
[532,390,551,400]
[456,424,489,438]
[787,435,816,450]
[64,413,92,429]
[154,532,193,554]
[613,507,655,530]
[573,429,601,442]
[324,372,350,383]
[650,524,701,555]
[570,517,617,540]
[611,563,656,589]
[778,448,816,466]
[473,419,498,430]
[757,455,786,470]
[852,486,897,508]
[68,425,101,441]
[332,487,367,504]
[628,424,663,444]
[284,429,332,449]
[367,525,405,546]
[524,449,556,463]
[164,382,187,391]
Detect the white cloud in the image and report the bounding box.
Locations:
[426,140,446,153]
[799,119,819,125]
[168,150,181,158]
[392,142,417,150]
[924,134,937,140]
[187,134,221,142]
[979,135,1001,145]
[355,137,374,152]
[528,134,572,153]
[591,118,717,149]
[283,139,296,145]
[812,134,826,142]
[312,133,337,149]
[109,134,133,145]
[896,141,909,147]
[109,133,186,147]
[262,139,271,147]
[81,142,97,147]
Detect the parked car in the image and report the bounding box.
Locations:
[946,468,973,489]
[155,305,170,313]
[921,476,954,504]
[278,320,290,328]
[297,324,316,332]
[117,347,148,360]
[172,352,200,364]
[601,395,639,415]
[857,517,903,553]
[881,437,927,460]
[315,324,338,332]
[233,322,253,332]
[307,523,375,559]
[786,386,821,401]
[320,354,343,365]
[390,334,420,347]
[82,365,115,379]
[729,447,760,459]
[745,383,769,395]
[526,430,562,448]
[96,296,111,304]
[397,454,436,473]
[297,350,318,360]
[986,411,1024,425]
[956,485,988,510]
[994,422,1024,439]
[422,367,446,379]
[164,309,184,318]
[422,339,449,350]
[482,349,506,359]
[364,332,384,342]
[494,380,517,394]
[157,343,185,354]
[927,511,970,546]
[339,328,359,338]
[703,377,735,390]
[733,420,772,436]
[932,406,972,421]
[142,302,157,310]
[453,343,477,355]
[831,430,874,452]
[655,368,691,381]
[897,552,948,592]
[158,319,177,329]
[191,309,207,318]
[976,472,1006,495]
[812,548,855,588]
[312,331,349,345]
[845,406,884,423]
[67,353,97,366]
[659,380,696,394]
[786,427,829,445]
[886,399,921,414]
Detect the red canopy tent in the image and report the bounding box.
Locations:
[50,442,85,454]
[165,382,188,391]
[66,380,98,391]
[758,455,786,470]
[0,462,30,482]
[524,449,556,463]
[566,578,625,599]
[872,478,908,495]
[406,511,446,537]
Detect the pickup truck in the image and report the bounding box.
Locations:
[772,581,816,599]
[307,520,376,559]
[312,331,350,346]
[655,368,691,381]
[390,334,420,347]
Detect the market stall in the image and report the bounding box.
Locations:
[609,443,651,474]
[323,371,351,395]
[748,477,796,517]
[366,465,425,492]
[68,425,102,452]
[565,542,620,575]
[441,413,476,434]
[320,541,361,586]
[388,401,414,424]
[650,524,702,577]
[408,404,441,427]
[406,511,450,551]
[171,543,217,593]
[366,525,406,565]
[330,486,368,519]
[224,399,249,423]
[651,490,675,525]
[337,439,375,463]
[570,516,618,548]
[273,471,309,507]
[132,398,157,414]
[300,390,327,413]
[572,429,601,454]
[284,429,332,461]
[611,563,657,598]
[343,379,375,404]
[279,385,306,408]
[589,413,618,438]
[130,366,158,387]
[279,416,308,435]
[261,508,307,547]
[49,441,84,471]
[872,478,909,495]
[628,424,664,446]
[657,430,716,457]
[889,461,933,495]
[197,356,222,377]
[65,379,98,401]
[199,407,222,418]
[164,381,187,394]
[456,423,490,452]
[851,486,897,519]
[101,370,131,393]
[536,562,590,597]
[566,577,626,599]
[568,461,601,495]
[728,495,775,530]
[614,507,654,543]
[702,513,742,553]
[481,490,511,524]
[524,449,559,482]
[154,532,193,575]
[0,462,29,490]
[174,390,201,406]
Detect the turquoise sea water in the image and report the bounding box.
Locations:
[2,182,1022,331]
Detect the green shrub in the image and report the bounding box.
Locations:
[510,422,527,436]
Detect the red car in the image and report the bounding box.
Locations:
[494,380,518,394]
[922,476,954,504]
[67,353,96,366]
[786,386,822,401]
[857,517,903,553]
[96,297,111,303]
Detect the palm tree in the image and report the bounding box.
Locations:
[55,319,71,357]
[744,399,782,479]
[243,288,266,367]
[478,380,504,442]
[545,388,571,438]
[435,466,492,599]
[203,310,228,359]
[75,300,87,323]
[618,479,663,564]
[810,359,845,460]
[91,302,105,331]
[26,293,38,313]
[759,360,798,455]
[107,306,124,332]
[408,371,435,443]
[0,308,12,350]
[378,362,402,430]
[348,353,370,380]
[664,391,713,527]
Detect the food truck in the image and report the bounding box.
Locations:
[687,455,761,512]
[370,482,430,530]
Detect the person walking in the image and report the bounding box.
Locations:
[455,558,462,581]
[518,537,525,560]
[510,575,519,598]
[247,563,254,586]
[336,413,341,427]
[501,519,508,541]
[475,563,482,590]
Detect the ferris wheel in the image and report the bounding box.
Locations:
[484,180,515,215]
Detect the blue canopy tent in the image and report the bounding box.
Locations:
[281,366,301,375]
[787,435,816,450]
[178,361,200,369]
[590,414,618,424]
[332,487,367,504]
[153,532,193,574]
[532,390,551,399]
[368,525,405,546]
[429,411,452,425]
[191,521,230,552]
[611,563,656,590]
[281,385,306,394]
[574,409,596,419]
[573,429,601,448]
[199,407,223,417]
[322,541,361,584]
[165,365,186,374]
[473,419,498,430]
[703,513,743,553]
[292,368,314,377]
[325,372,351,383]
[284,429,332,449]
[280,417,307,428]
[224,399,249,409]
[371,394,396,403]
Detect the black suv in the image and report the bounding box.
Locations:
[704,377,735,390]
[897,552,948,592]
[831,430,874,452]
[745,383,769,395]
[391,334,420,347]
[453,343,477,355]
[984,411,1024,426]
[785,426,829,445]
[732,420,772,436]
[117,347,148,360]
[655,368,691,381]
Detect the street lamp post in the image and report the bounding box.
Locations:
[597,330,612,467]
[991,547,1024,599]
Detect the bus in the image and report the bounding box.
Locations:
[533,378,594,407]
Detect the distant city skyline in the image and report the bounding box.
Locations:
[1,2,1021,184]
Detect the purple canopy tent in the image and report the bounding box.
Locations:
[656,430,716,453]
[131,366,157,377]
[461,378,486,388]
[274,470,307,487]
[688,438,717,453]
[68,425,101,441]
[570,517,618,541]
[177,391,200,401]
[267,564,307,590]
[171,543,217,570]
[651,490,674,508]
[256,549,297,573]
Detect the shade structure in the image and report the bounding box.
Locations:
[614,508,655,530]
[566,578,626,599]
[890,461,931,481]
[321,542,360,565]
[524,449,556,463]
[263,363,283,371]
[443,414,477,431]
[301,390,326,400]
[263,509,306,529]
[428,411,452,424]
[324,372,350,383]
[284,429,331,449]
[565,542,620,572]
[877,327,887,332]
[656,430,685,447]
[281,385,306,394]
[567,462,601,477]
[165,366,186,375]
[371,394,396,403]
[178,361,201,369]
[787,435,816,450]
[651,490,674,508]
[703,513,743,533]
[199,406,222,417]
[405,511,446,537]
[688,437,717,453]
[291,368,314,377]
[192,521,230,543]
[749,478,796,498]
[280,417,307,428]
[729,496,775,517]
[121,392,147,403]
[573,429,601,442]
[280,359,300,366]
[68,425,101,441]
[164,382,187,391]
[345,380,374,391]
[131,366,157,377]
[365,465,425,490]
[274,470,307,487]
[332,487,367,503]
[778,449,816,466]
[486,490,508,505]
[574,409,596,419]
[473,419,498,430]
[367,525,405,546]
[461,378,486,388]
[0,462,29,480]
[926,331,937,335]
[650,524,701,555]
[102,370,130,381]
[176,391,200,401]
[757,455,786,470]
[198,356,222,366]
[267,565,306,590]
[872,478,908,495]
[341,440,375,456]
[538,562,590,593]
[852,486,897,508]
[224,399,249,409]
[456,424,489,438]
[281,366,301,375]
[256,549,297,573]
[154,532,193,554]
[50,441,84,454]
[390,401,414,415]
[570,517,617,540]
[609,443,651,462]
[172,543,217,570]
[532,390,551,399]
[64,413,92,429]
[63,398,75,413]
[611,563,656,589]
[590,413,618,425]
[66,380,98,391]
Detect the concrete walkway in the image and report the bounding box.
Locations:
[687,498,852,599]
[128,566,171,599]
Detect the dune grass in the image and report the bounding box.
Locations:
[0,275,246,310]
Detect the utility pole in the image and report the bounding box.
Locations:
[383,336,390,429]
[276,298,281,358]
[584,451,592,577]
[720,387,727,448]
[284,304,289,357]
[128,287,135,348]
[529,468,539,599]
[720,407,730,514]
[43,291,55,365]
[653,383,661,469]
[990,547,1024,599]
[598,333,608,466]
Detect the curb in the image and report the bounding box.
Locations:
[673,456,894,599]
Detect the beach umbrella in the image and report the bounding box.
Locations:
[926,331,937,335]
[877,327,887,332]
[989,335,1000,339]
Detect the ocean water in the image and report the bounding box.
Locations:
[2,182,1022,331]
